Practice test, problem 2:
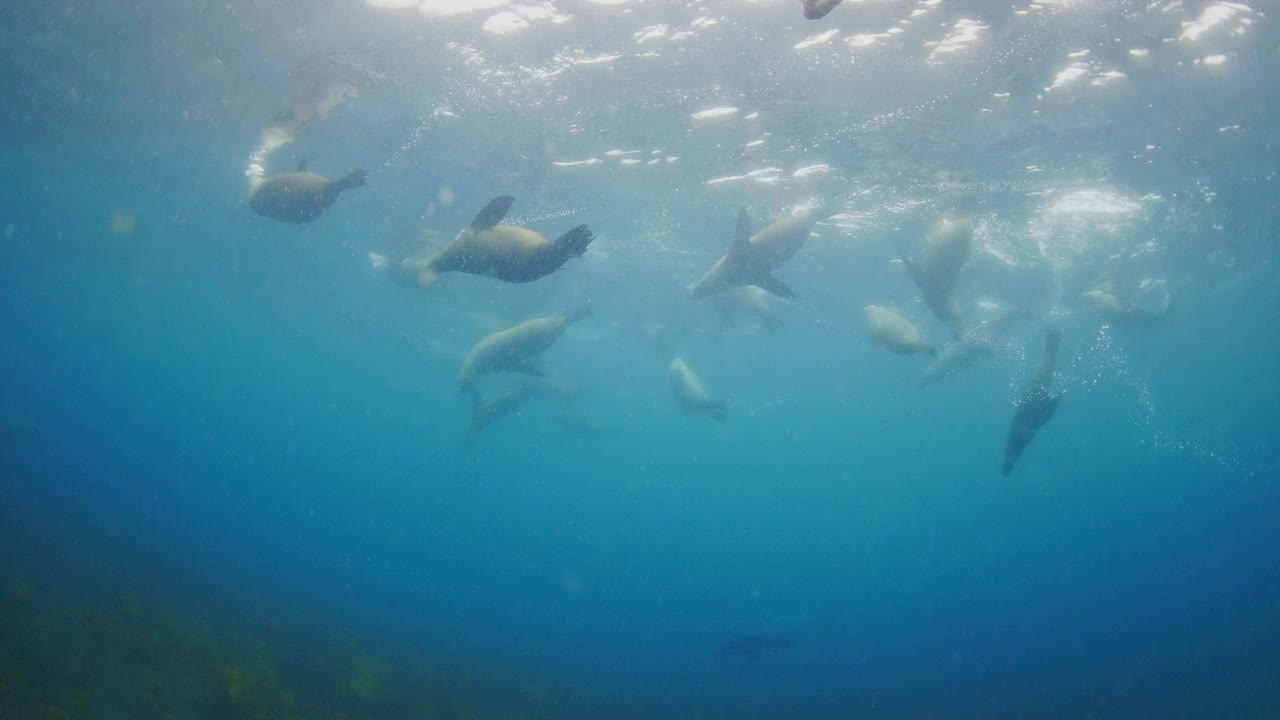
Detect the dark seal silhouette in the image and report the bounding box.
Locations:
[1003,329,1063,476]
[802,0,844,19]
[249,159,366,224]
[412,196,594,287]
[719,635,793,659]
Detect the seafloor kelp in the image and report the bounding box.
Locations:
[0,514,580,720]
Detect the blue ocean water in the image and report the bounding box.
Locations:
[2,1,1279,718]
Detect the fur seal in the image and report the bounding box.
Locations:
[863,305,935,357]
[802,0,844,19]
[1083,286,1169,330]
[689,206,828,300]
[248,160,366,223]
[464,387,536,447]
[668,357,727,422]
[413,196,594,287]
[713,286,784,334]
[457,308,591,392]
[902,217,973,338]
[922,307,1025,386]
[1002,329,1063,477]
[369,229,450,289]
[551,408,616,439]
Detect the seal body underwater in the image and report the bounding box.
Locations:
[922,307,1025,386]
[668,357,727,422]
[249,160,366,223]
[713,286,784,334]
[1083,288,1169,330]
[1002,329,1063,476]
[457,307,591,392]
[902,217,973,338]
[464,387,536,447]
[415,196,594,287]
[863,305,935,357]
[689,206,827,301]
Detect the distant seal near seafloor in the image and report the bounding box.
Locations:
[411,196,594,287]
[668,357,727,422]
[863,305,935,357]
[1002,329,1063,477]
[249,160,366,223]
[457,307,592,393]
[689,206,828,301]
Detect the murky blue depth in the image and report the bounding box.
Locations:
[2,1,1279,718]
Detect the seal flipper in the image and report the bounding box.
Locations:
[901,255,926,291]
[1044,328,1062,358]
[332,168,367,192]
[717,306,738,330]
[803,0,844,19]
[729,208,753,258]
[511,362,545,377]
[706,399,728,423]
[555,225,594,257]
[472,196,515,231]
[565,305,593,325]
[754,274,796,300]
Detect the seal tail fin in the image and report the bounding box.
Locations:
[555,225,594,257]
[901,255,925,291]
[707,399,728,423]
[565,305,593,325]
[1045,328,1061,355]
[717,306,737,330]
[755,274,796,300]
[729,208,753,257]
[333,168,367,192]
[416,266,440,288]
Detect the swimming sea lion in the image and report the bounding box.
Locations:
[668,357,727,422]
[922,307,1025,386]
[902,217,973,338]
[248,160,366,223]
[369,251,424,288]
[1002,329,1063,477]
[1083,288,1169,330]
[689,205,828,300]
[713,286,784,334]
[464,387,536,447]
[414,196,594,287]
[457,307,591,392]
[802,0,844,19]
[863,305,935,357]
[369,229,451,289]
[551,407,616,439]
